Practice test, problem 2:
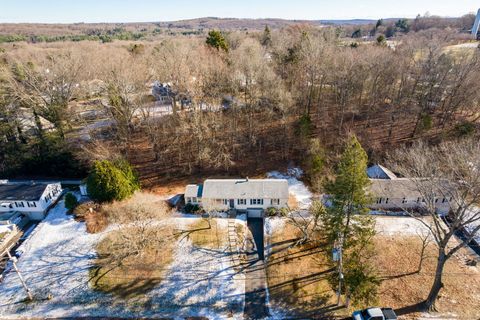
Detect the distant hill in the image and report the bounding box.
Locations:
[0,17,385,37]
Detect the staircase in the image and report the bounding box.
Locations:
[227,218,243,273]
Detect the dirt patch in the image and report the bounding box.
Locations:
[89,226,174,299]
[266,223,338,318]
[374,235,480,319]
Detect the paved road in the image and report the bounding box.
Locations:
[5,179,83,185]
[244,218,269,320]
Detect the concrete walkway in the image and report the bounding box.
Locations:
[243,218,269,320]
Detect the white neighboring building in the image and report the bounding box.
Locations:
[185,178,289,213]
[0,182,62,220]
[367,165,451,215]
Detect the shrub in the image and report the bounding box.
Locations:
[297,114,313,137]
[64,192,79,211]
[86,159,139,203]
[376,35,386,46]
[206,30,229,51]
[265,207,290,217]
[72,201,97,221]
[85,210,108,233]
[184,203,200,214]
[454,121,476,137]
[420,114,433,131]
[265,207,278,217]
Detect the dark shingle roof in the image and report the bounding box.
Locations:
[0,183,49,201]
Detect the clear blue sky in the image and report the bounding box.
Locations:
[0,0,478,23]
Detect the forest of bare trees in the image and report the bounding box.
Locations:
[1,24,479,184]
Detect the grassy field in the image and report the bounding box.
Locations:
[188,219,228,249]
[89,226,175,299]
[266,219,480,319]
[266,223,340,318]
[374,235,480,319]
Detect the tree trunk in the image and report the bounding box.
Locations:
[424,250,447,311]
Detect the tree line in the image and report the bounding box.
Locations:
[0,25,479,181]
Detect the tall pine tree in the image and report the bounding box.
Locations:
[322,135,377,306]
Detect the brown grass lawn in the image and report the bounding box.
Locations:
[89,227,175,299]
[188,219,228,249]
[374,236,480,319]
[266,223,339,318]
[266,223,480,319]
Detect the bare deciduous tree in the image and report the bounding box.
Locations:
[389,139,480,311]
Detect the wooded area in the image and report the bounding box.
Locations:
[1,19,479,184]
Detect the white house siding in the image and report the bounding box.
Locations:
[0,182,62,220]
[370,196,451,215]
[199,197,288,211]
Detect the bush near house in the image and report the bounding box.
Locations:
[86,159,140,203]
[184,203,201,213]
[265,206,290,217]
[64,192,79,212]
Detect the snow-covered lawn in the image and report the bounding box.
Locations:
[0,199,245,319]
[374,216,431,236]
[268,168,312,209]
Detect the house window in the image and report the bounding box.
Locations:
[186,197,192,204]
[238,199,246,205]
[271,199,280,206]
[435,198,439,203]
[402,198,407,204]
[376,198,383,204]
[250,199,263,205]
[15,201,25,208]
[442,198,447,203]
[192,197,197,203]
[223,199,228,205]
[385,198,389,204]
[27,202,37,207]
[417,197,421,203]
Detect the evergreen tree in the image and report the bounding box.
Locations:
[395,18,410,33]
[86,159,140,203]
[351,29,362,38]
[322,135,377,306]
[376,35,386,46]
[64,192,79,211]
[206,30,229,52]
[261,25,272,47]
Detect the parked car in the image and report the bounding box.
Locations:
[352,307,398,320]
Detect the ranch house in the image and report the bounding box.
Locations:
[367,164,451,215]
[0,181,63,220]
[185,178,289,215]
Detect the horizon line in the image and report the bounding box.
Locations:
[0,14,472,25]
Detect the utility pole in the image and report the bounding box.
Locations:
[5,250,33,301]
[336,232,344,307]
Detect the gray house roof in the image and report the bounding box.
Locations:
[367,164,397,180]
[0,183,50,201]
[201,179,289,199]
[185,184,203,198]
[369,178,420,199]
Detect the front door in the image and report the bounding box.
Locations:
[229,199,235,209]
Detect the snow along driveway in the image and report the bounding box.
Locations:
[0,200,245,319]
